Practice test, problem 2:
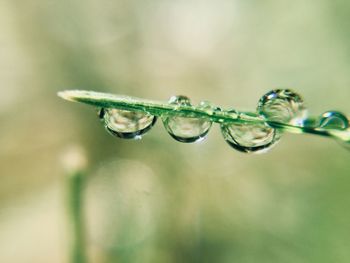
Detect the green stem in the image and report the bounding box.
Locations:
[57,90,259,123]
[67,171,87,263]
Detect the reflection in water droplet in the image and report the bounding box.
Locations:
[163,116,212,143]
[257,89,307,125]
[221,120,280,153]
[319,111,349,130]
[163,95,212,143]
[102,108,157,139]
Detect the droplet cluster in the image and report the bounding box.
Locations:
[98,89,349,153]
[219,89,305,153]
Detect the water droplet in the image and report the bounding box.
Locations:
[257,89,307,125]
[163,116,212,143]
[169,95,191,106]
[163,95,212,143]
[198,100,213,108]
[198,101,222,116]
[102,108,157,139]
[319,111,349,130]
[221,119,280,153]
[198,100,214,113]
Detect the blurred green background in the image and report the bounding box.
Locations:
[1,0,350,262]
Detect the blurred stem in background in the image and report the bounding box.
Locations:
[62,146,88,263]
[67,170,87,263]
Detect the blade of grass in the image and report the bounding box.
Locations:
[58,90,350,144]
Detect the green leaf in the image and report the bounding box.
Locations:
[58,90,350,146]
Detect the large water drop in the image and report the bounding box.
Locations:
[221,119,280,153]
[162,95,212,143]
[319,111,349,130]
[257,89,307,125]
[101,108,157,139]
[163,116,212,143]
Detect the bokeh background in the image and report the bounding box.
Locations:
[1,1,350,262]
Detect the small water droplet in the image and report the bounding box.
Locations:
[257,89,307,125]
[214,106,222,112]
[198,101,221,116]
[102,108,157,139]
[163,95,212,143]
[169,95,191,106]
[319,111,349,130]
[198,100,214,113]
[198,100,212,108]
[221,119,280,153]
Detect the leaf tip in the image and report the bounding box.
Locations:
[57,90,78,102]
